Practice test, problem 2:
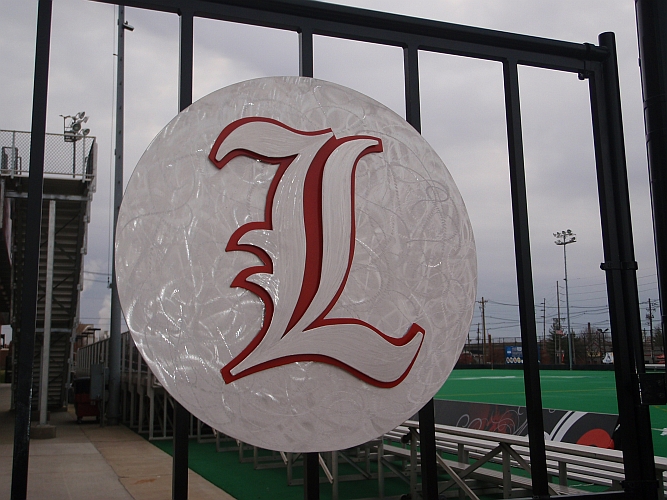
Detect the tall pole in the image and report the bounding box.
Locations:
[480,297,487,364]
[109,5,133,426]
[648,298,655,363]
[542,298,546,358]
[173,9,194,500]
[554,230,576,369]
[564,240,573,368]
[12,1,52,497]
[636,0,667,369]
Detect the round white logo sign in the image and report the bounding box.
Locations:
[116,76,477,452]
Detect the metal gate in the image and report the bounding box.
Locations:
[14,1,661,499]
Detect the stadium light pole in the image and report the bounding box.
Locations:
[554,230,576,370]
[108,5,134,426]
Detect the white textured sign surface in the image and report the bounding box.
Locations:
[116,77,477,452]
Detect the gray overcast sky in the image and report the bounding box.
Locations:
[0,0,659,342]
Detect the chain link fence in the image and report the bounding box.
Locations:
[0,130,96,181]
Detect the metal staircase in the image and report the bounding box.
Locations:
[1,129,96,411]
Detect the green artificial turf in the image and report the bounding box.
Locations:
[437,369,667,457]
[436,369,619,413]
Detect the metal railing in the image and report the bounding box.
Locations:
[75,336,109,378]
[0,130,95,182]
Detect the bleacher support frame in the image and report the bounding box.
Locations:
[77,333,218,443]
[14,0,665,499]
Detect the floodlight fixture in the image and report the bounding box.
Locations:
[61,111,91,147]
[554,229,576,245]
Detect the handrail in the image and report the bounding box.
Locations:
[0,129,96,182]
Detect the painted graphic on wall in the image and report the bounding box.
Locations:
[115,77,477,452]
[430,399,618,449]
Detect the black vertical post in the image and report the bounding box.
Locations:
[172,8,194,500]
[299,26,314,78]
[417,399,438,499]
[502,59,549,498]
[298,24,319,500]
[11,1,52,499]
[403,43,421,131]
[178,9,193,111]
[589,32,658,500]
[404,41,438,500]
[303,453,320,500]
[636,0,667,362]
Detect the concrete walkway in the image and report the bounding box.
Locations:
[0,384,234,500]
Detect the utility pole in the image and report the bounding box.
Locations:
[648,298,655,363]
[554,230,576,370]
[479,298,487,364]
[542,298,546,359]
[108,6,134,426]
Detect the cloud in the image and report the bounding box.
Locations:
[96,292,111,334]
[1,0,657,340]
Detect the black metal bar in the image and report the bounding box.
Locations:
[91,0,607,66]
[194,4,593,74]
[172,9,194,500]
[588,32,659,500]
[303,452,319,500]
[179,8,194,110]
[417,399,438,500]
[11,1,52,499]
[298,22,318,500]
[299,25,313,78]
[502,58,549,498]
[172,401,189,500]
[404,41,438,500]
[403,42,421,131]
[635,0,667,362]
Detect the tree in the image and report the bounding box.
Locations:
[578,324,604,365]
[653,326,664,350]
[546,317,564,365]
